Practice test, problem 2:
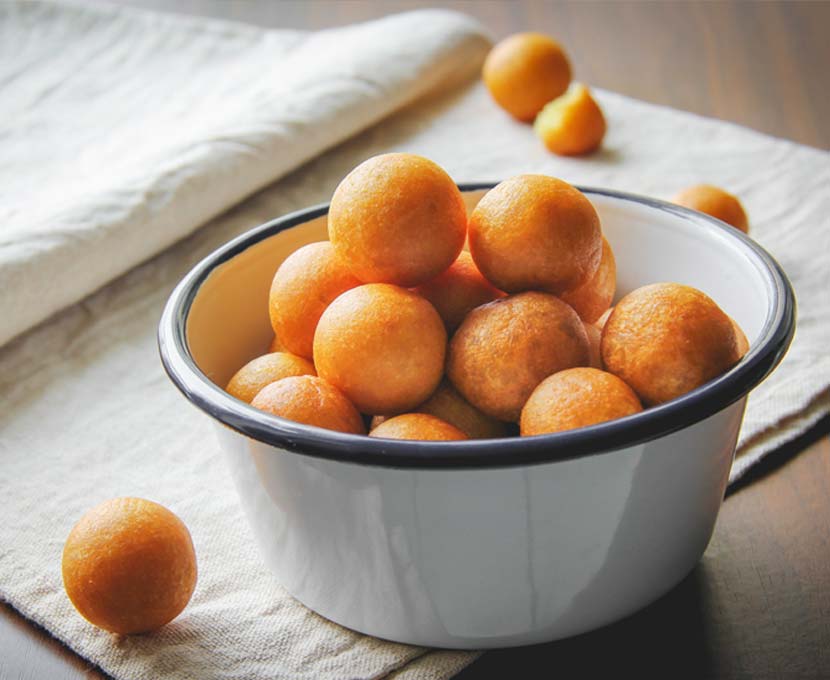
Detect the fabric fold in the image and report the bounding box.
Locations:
[0,0,491,346]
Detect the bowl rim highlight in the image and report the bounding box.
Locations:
[158,184,795,469]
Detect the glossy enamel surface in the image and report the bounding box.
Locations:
[159,188,793,468]
[217,400,743,647]
[158,186,794,646]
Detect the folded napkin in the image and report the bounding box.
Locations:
[0,0,489,347]
[1,2,829,680]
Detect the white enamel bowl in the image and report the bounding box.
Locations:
[159,186,794,649]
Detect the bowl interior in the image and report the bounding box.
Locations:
[186,209,328,389]
[186,189,772,391]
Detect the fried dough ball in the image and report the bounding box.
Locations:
[601,282,742,405]
[225,352,316,404]
[267,334,284,353]
[414,251,504,333]
[483,32,572,122]
[251,375,365,434]
[448,291,590,421]
[584,321,603,369]
[370,415,385,430]
[673,184,749,233]
[731,316,751,357]
[520,368,643,435]
[268,241,360,359]
[313,284,446,414]
[62,498,197,634]
[415,380,509,439]
[369,413,468,441]
[328,153,466,286]
[596,306,614,331]
[560,236,616,323]
[534,83,607,156]
[468,175,602,295]
[371,380,507,439]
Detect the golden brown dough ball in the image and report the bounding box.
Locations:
[369,413,468,441]
[731,316,751,357]
[414,251,504,333]
[62,498,197,634]
[534,83,607,156]
[583,321,603,369]
[251,375,365,435]
[268,241,360,358]
[483,32,572,122]
[327,153,466,287]
[601,282,742,405]
[226,352,316,404]
[447,291,590,421]
[267,334,284,353]
[673,184,749,233]
[520,367,642,435]
[560,236,616,323]
[371,380,507,440]
[313,284,446,414]
[596,306,614,331]
[468,175,602,295]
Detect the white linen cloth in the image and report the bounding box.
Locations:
[1,1,829,679]
[0,0,489,348]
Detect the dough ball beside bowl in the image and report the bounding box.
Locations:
[62,498,197,635]
[673,184,749,233]
[534,82,607,156]
[483,32,572,122]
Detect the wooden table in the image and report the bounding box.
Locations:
[2,2,828,678]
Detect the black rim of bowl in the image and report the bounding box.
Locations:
[158,184,796,469]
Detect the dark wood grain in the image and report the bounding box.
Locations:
[2,2,828,679]
[0,602,101,680]
[105,0,830,149]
